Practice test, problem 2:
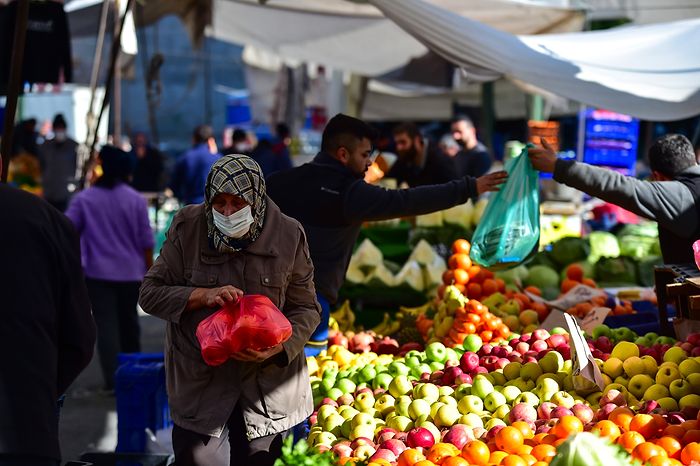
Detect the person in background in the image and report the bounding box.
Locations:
[387,122,458,187]
[129,131,165,193]
[12,118,40,158]
[1,166,95,465]
[267,114,507,356]
[223,128,252,156]
[451,114,492,178]
[439,134,461,158]
[171,125,221,205]
[38,114,79,211]
[529,134,700,264]
[271,123,293,171]
[66,146,154,391]
[139,155,320,466]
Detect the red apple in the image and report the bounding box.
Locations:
[406,427,435,448]
[443,424,475,449]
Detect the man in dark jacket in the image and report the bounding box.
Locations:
[0,182,95,464]
[129,131,165,193]
[267,114,507,355]
[451,115,493,178]
[170,125,221,205]
[387,122,458,187]
[529,134,700,264]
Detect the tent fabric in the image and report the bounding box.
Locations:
[368,0,700,121]
[211,0,585,76]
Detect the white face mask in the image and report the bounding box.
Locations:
[212,205,254,238]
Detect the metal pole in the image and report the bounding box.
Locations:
[85,0,110,146]
[1,0,30,183]
[113,0,122,147]
[480,82,494,153]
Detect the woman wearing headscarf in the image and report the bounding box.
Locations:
[139,154,321,466]
[65,145,154,391]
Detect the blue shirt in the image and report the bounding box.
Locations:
[171,144,221,204]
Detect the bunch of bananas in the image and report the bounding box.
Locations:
[369,312,400,336]
[328,300,356,333]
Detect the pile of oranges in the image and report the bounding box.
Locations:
[444,298,511,347]
[559,264,635,318]
[438,239,504,302]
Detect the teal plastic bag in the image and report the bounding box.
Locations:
[469,145,540,270]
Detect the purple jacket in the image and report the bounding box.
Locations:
[66,183,154,281]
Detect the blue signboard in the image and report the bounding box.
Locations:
[578,107,640,176]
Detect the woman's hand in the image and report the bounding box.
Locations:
[187,285,243,310]
[230,345,284,363]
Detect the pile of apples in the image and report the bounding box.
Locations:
[481,289,550,335]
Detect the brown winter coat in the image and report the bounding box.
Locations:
[139,198,321,439]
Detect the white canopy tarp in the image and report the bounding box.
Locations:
[211,0,585,77]
[368,0,700,121]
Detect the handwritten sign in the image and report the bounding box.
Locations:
[563,313,606,392]
[525,284,606,311]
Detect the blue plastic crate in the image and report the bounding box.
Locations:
[115,353,171,453]
[603,301,675,336]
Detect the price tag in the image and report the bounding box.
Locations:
[578,307,611,334]
[563,313,606,392]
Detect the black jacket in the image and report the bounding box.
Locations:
[266,152,476,303]
[0,184,95,460]
[386,142,458,187]
[455,142,492,178]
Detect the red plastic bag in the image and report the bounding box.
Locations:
[694,239,700,271]
[196,294,293,366]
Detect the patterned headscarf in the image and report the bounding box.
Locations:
[204,154,267,253]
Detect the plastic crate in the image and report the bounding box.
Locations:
[604,301,675,336]
[115,353,171,453]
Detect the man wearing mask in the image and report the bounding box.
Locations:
[267,114,507,356]
[451,115,493,178]
[386,122,458,187]
[38,114,79,211]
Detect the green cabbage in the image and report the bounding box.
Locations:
[550,237,590,266]
[587,231,620,263]
[550,432,638,466]
[594,256,638,285]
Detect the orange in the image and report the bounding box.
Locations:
[541,434,558,446]
[443,270,456,286]
[664,425,687,440]
[467,265,482,279]
[582,277,597,288]
[414,461,438,466]
[481,279,499,296]
[461,439,491,465]
[656,436,683,459]
[511,421,535,439]
[531,433,549,445]
[632,442,668,462]
[609,406,635,431]
[618,431,646,451]
[495,278,506,292]
[427,443,460,465]
[531,444,557,462]
[560,278,579,293]
[630,413,664,438]
[467,283,482,299]
[681,420,699,431]
[551,416,584,439]
[532,463,549,466]
[513,444,533,456]
[520,454,538,466]
[398,449,427,466]
[495,426,525,453]
[448,253,472,271]
[442,457,469,466]
[500,454,528,466]
[648,457,675,466]
[489,451,509,465]
[452,239,471,255]
[565,264,584,281]
[591,420,622,441]
[453,268,470,285]
[681,442,700,465]
[368,460,392,466]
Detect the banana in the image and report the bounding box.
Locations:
[383,319,401,337]
[399,302,431,316]
[370,312,392,335]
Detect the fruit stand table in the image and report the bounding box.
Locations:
[654,263,700,337]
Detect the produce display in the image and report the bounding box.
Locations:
[281,223,697,466]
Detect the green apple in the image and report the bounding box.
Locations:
[408,399,432,421]
[643,384,670,400]
[395,395,412,417]
[503,362,523,381]
[501,385,522,403]
[411,363,432,379]
[463,334,482,353]
[614,376,629,388]
[679,359,700,378]
[388,361,410,377]
[356,364,377,383]
[388,375,413,398]
[336,378,357,395]
[484,418,507,430]
[521,362,543,382]
[340,418,353,438]
[687,373,700,393]
[429,361,445,372]
[404,356,422,369]
[601,374,613,387]
[586,392,603,407]
[434,404,461,428]
[592,324,611,339]
[439,395,458,407]
[327,387,343,400]
[317,404,338,424]
[635,336,653,347]
[611,341,639,360]
[491,372,507,387]
[425,342,449,363]
[603,357,624,379]
[320,376,336,394]
[641,356,658,377]
[627,374,655,400]
[515,391,540,406]
[445,348,460,364]
[533,377,559,402]
[459,413,484,429]
[338,405,360,420]
[562,360,573,374]
[439,386,455,397]
[494,404,511,422]
[656,364,682,386]
[657,397,679,412]
[414,383,440,403]
[311,431,337,447]
[351,412,375,429]
[350,424,375,441]
[622,357,646,378]
[471,375,495,400]
[669,379,693,400]
[429,402,446,421]
[372,372,394,391]
[387,415,413,432]
[550,391,575,409]
[322,412,345,436]
[458,395,484,414]
[539,351,564,374]
[679,394,700,410]
[454,384,472,400]
[353,391,375,412]
[484,391,507,412]
[663,347,688,365]
[374,394,396,416]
